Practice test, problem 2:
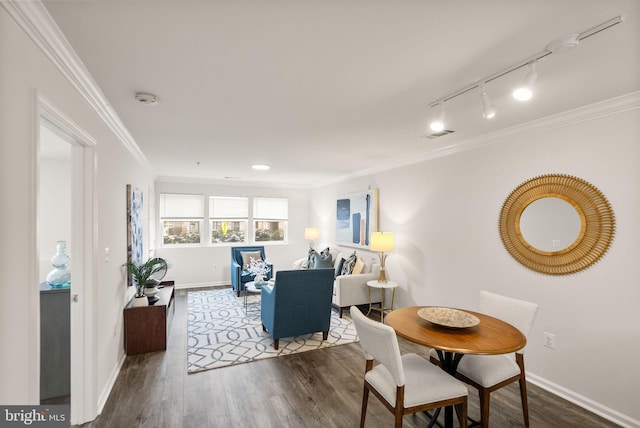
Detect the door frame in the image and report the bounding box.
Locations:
[37,94,97,425]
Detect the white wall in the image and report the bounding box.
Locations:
[0,6,154,421]
[310,101,640,426]
[154,181,311,287]
[3,2,638,425]
[38,157,72,282]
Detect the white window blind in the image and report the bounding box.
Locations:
[160,194,203,218]
[209,196,248,218]
[253,197,288,219]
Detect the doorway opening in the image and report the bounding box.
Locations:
[38,123,72,406]
[37,96,96,425]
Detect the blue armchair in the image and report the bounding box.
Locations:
[261,268,334,350]
[230,246,273,297]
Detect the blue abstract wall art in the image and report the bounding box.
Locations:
[336,189,378,249]
[126,184,143,286]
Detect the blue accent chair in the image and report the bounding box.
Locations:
[230,246,273,297]
[261,269,334,350]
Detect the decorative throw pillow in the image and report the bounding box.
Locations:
[308,247,330,270]
[352,257,365,275]
[313,251,333,269]
[307,248,317,269]
[241,251,261,269]
[340,251,358,276]
[334,257,345,278]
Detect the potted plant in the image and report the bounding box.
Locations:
[126,257,167,306]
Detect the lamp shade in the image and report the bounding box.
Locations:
[370,231,395,252]
[304,227,320,240]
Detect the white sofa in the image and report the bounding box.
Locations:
[292,248,381,318]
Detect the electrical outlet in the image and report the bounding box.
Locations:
[544,332,556,349]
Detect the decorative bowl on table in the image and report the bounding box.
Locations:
[417,307,480,328]
[145,286,158,297]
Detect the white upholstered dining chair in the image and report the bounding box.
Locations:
[350,306,468,428]
[430,290,539,428]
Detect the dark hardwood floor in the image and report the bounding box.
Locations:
[77,288,619,428]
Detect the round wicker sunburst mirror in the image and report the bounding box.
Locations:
[499,174,615,275]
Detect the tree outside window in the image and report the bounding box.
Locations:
[210,197,248,244]
[160,194,203,245]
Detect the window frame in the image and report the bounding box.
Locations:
[209,196,249,245]
[159,193,204,247]
[252,197,288,244]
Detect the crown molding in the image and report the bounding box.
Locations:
[155,174,311,190]
[336,90,640,184]
[1,1,152,171]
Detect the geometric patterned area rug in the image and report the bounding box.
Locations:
[187,288,359,374]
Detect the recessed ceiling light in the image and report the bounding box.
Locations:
[252,164,270,171]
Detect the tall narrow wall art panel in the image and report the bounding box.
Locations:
[126,184,144,286]
[336,189,378,249]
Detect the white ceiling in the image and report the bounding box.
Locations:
[43,0,640,187]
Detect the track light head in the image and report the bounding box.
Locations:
[422,16,622,134]
[513,63,538,101]
[480,88,497,119]
[429,108,446,132]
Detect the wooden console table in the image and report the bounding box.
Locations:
[123,282,175,355]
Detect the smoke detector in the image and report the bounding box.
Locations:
[135,92,159,105]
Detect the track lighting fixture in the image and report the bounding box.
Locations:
[423,15,623,136]
[512,62,538,101]
[429,107,445,132]
[480,85,497,119]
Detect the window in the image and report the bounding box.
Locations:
[209,196,248,244]
[160,194,204,245]
[253,197,288,243]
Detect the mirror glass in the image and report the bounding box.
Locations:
[519,197,582,252]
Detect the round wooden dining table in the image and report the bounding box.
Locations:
[385,306,526,428]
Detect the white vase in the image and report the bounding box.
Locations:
[254,273,264,284]
[131,296,148,307]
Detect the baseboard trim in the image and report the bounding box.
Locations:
[96,353,126,417]
[174,281,230,290]
[527,373,639,428]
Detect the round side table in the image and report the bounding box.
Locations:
[366,280,398,322]
[244,281,262,312]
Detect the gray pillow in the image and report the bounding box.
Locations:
[307,247,330,269]
[313,251,333,269]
